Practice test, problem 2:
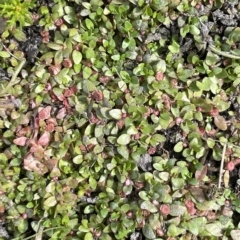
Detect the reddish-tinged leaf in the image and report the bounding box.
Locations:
[24,153,48,175]
[18,114,31,125]
[46,118,57,125]
[34,117,40,129]
[39,106,52,120]
[13,137,28,146]
[38,131,50,146]
[214,116,227,131]
[32,148,45,160]
[69,85,77,94]
[155,72,164,81]
[63,98,71,108]
[195,165,208,181]
[44,157,58,170]
[17,126,32,137]
[189,187,206,202]
[64,89,73,97]
[53,88,64,101]
[45,123,55,132]
[30,99,37,109]
[49,90,58,101]
[30,145,43,153]
[56,107,66,119]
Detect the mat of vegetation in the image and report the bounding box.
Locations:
[1,0,240,239]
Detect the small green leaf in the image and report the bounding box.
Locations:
[140,200,158,213]
[150,134,166,146]
[153,59,166,72]
[167,224,185,237]
[12,29,27,41]
[205,223,222,237]
[205,51,220,66]
[82,80,96,93]
[72,50,82,64]
[231,230,240,240]
[17,219,28,233]
[100,209,108,218]
[109,109,122,120]
[159,172,170,181]
[170,204,187,216]
[168,40,179,53]
[111,54,120,61]
[117,145,129,159]
[117,134,131,145]
[73,155,83,164]
[122,38,130,49]
[139,191,149,200]
[124,21,132,31]
[196,77,211,91]
[83,66,92,79]
[85,18,94,30]
[174,142,183,152]
[89,176,97,190]
[207,138,215,148]
[171,178,185,190]
[127,125,138,135]
[47,42,63,50]
[85,48,95,59]
[81,9,90,16]
[40,5,49,14]
[153,162,164,171]
[142,223,156,239]
[79,225,89,232]
[44,196,57,207]
[189,25,200,35]
[84,232,93,240]
[0,51,10,58]
[84,205,95,214]
[180,24,189,37]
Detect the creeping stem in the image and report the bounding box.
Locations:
[0,57,26,97]
[208,43,240,59]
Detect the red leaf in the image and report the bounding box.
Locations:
[38,131,50,146]
[24,153,48,175]
[63,98,71,108]
[13,137,28,146]
[69,85,77,94]
[195,165,208,181]
[214,115,227,131]
[45,123,55,132]
[17,126,31,137]
[56,107,66,119]
[44,157,58,170]
[155,72,164,81]
[46,118,57,125]
[64,89,73,97]
[49,90,58,101]
[39,106,52,120]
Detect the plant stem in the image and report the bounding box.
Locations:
[208,43,240,59]
[218,143,226,189]
[11,227,64,240]
[0,58,26,97]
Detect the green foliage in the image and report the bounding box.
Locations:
[0,0,37,30]
[0,0,240,239]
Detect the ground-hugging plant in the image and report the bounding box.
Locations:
[0,0,36,31]
[1,0,240,239]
